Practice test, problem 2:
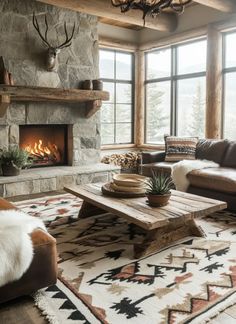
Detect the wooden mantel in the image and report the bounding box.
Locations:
[0,85,109,118]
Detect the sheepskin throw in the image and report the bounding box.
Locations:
[0,210,46,287]
[172,159,219,192]
[165,136,198,162]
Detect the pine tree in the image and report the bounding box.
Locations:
[146,82,169,143]
[187,83,205,137]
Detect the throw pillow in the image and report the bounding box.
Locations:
[165,136,198,162]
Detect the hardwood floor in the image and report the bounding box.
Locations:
[0,297,47,324]
[1,191,236,323]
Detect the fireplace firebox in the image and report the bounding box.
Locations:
[19,125,68,167]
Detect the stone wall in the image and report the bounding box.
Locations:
[0,0,101,165]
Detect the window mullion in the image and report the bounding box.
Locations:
[171,45,177,136]
[114,51,117,144]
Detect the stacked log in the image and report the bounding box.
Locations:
[101,151,141,171]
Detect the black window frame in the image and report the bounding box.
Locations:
[144,37,207,144]
[99,47,135,146]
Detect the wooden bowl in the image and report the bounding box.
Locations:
[110,182,146,193]
[113,173,147,187]
[102,182,146,198]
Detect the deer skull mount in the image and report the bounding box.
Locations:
[33,13,75,71]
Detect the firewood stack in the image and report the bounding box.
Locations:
[101,151,141,172]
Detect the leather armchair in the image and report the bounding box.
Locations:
[0,198,57,304]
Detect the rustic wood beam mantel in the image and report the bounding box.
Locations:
[194,0,236,13]
[37,0,178,32]
[0,85,109,118]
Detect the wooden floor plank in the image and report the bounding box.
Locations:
[0,296,47,324]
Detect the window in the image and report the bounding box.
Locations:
[223,31,236,139]
[99,49,134,145]
[145,39,207,144]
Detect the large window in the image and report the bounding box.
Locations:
[145,39,207,144]
[99,49,134,145]
[223,31,236,139]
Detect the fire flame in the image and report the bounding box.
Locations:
[24,139,61,163]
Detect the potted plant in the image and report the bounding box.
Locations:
[0,147,30,176]
[146,170,175,207]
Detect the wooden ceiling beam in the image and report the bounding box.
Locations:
[37,0,177,32]
[193,0,236,13]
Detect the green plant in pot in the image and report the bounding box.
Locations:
[146,170,175,207]
[0,147,30,176]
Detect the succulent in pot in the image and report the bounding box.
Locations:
[0,147,30,176]
[146,170,175,207]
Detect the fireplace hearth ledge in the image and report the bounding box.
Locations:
[0,163,120,198]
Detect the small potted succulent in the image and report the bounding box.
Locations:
[0,147,30,176]
[146,170,175,207]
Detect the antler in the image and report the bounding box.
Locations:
[33,12,51,48]
[57,22,76,49]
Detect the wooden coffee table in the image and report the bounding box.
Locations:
[65,183,227,258]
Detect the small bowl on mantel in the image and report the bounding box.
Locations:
[147,192,171,207]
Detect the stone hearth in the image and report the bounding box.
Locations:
[0,164,119,198]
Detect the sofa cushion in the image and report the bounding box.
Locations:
[165,136,198,162]
[142,151,165,164]
[141,162,174,177]
[187,167,236,194]
[196,139,230,165]
[222,141,236,168]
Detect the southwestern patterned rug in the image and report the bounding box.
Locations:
[16,194,236,324]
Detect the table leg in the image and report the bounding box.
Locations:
[78,201,107,219]
[134,219,205,259]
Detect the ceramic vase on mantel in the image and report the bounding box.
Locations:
[92,80,103,90]
[82,80,93,90]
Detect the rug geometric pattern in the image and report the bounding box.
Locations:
[16,194,236,324]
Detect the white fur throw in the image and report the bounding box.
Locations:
[0,210,46,288]
[172,159,219,192]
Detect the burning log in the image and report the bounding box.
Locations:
[24,139,61,165]
[48,142,61,162]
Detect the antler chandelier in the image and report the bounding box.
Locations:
[111,0,192,21]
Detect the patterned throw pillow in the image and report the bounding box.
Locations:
[165,136,198,162]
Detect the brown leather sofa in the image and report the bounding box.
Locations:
[141,139,236,211]
[0,198,57,304]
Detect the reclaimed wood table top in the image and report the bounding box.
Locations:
[64,183,227,231]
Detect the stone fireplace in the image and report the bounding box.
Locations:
[0,0,119,197]
[0,0,101,164]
